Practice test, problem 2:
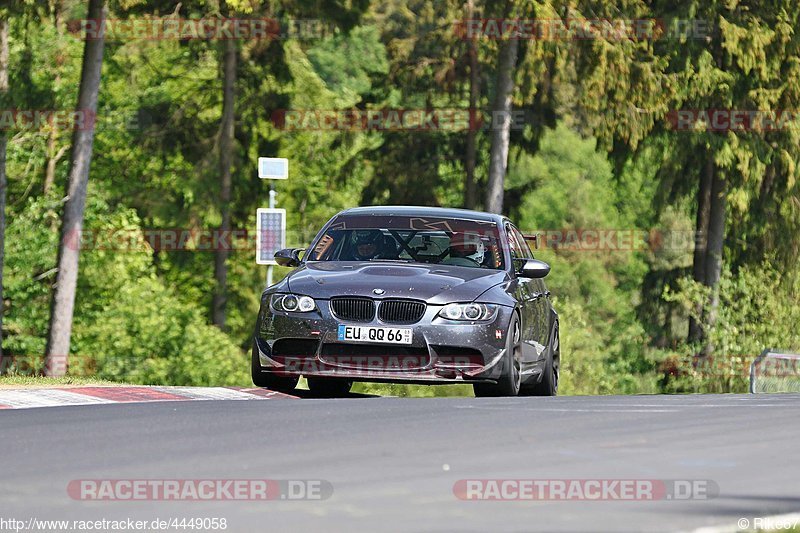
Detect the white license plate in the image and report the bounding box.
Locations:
[337,325,412,344]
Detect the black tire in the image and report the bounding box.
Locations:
[251,340,299,392]
[306,377,353,397]
[520,323,559,396]
[474,314,522,397]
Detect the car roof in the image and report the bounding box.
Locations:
[338,206,508,225]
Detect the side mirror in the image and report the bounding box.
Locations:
[274,248,302,267]
[519,258,550,279]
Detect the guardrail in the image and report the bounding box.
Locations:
[750,349,800,393]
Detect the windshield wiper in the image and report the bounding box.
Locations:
[367,258,413,263]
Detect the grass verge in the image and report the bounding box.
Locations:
[0,374,128,389]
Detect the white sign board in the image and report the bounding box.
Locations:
[258,157,288,179]
[256,208,286,265]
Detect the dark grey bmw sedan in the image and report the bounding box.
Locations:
[252,206,559,397]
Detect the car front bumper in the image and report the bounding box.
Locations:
[254,299,514,384]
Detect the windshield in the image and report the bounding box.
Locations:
[307,215,505,270]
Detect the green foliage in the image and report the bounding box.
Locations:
[3,0,800,395]
[511,125,657,389]
[307,25,389,103]
[4,196,249,385]
[661,263,800,393]
[557,298,659,396]
[2,198,61,358]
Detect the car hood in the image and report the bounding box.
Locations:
[285,261,508,305]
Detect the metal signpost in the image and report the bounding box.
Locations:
[256,157,288,287]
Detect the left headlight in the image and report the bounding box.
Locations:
[271,293,317,313]
[438,303,498,321]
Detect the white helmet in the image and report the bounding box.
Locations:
[466,237,485,263]
[451,233,485,264]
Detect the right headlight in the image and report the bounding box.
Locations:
[271,293,317,313]
[437,303,498,321]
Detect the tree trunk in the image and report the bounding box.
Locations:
[699,16,726,357]
[0,19,9,367]
[484,37,518,214]
[688,156,713,343]
[463,0,479,210]
[211,38,236,329]
[44,0,106,376]
[44,142,69,195]
[701,166,726,357]
[44,0,65,194]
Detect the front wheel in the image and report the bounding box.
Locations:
[251,340,299,392]
[520,323,559,396]
[474,315,522,397]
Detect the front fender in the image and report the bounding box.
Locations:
[473,281,517,307]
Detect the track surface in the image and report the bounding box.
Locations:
[2,393,799,532]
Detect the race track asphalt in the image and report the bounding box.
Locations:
[2,393,799,532]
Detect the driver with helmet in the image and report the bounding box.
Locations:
[351,230,398,261]
[447,233,486,266]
